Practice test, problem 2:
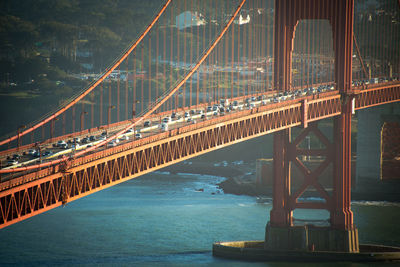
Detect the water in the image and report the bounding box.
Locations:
[1,172,400,266]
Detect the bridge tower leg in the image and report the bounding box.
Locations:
[266,0,358,253]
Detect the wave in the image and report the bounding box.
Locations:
[351,200,400,207]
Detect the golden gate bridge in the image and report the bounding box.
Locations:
[0,0,400,259]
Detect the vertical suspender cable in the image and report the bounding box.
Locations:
[170,3,174,112]
[196,4,200,106]
[148,34,152,110]
[231,6,235,100]
[100,83,103,125]
[163,14,167,112]
[183,0,187,109]
[133,52,136,118]
[189,0,193,108]
[125,54,129,119]
[117,66,120,122]
[237,11,240,97]
[72,106,75,133]
[91,91,94,128]
[141,45,144,113]
[156,24,159,113]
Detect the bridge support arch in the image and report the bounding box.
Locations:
[356,104,400,185]
[267,0,358,253]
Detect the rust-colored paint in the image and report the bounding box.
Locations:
[271,0,356,230]
[0,86,399,228]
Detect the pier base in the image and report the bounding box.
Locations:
[213,241,400,262]
[265,222,359,253]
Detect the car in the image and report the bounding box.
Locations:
[33,151,41,157]
[89,135,96,141]
[73,137,81,143]
[56,140,67,147]
[71,143,80,149]
[60,143,68,149]
[81,137,89,144]
[190,109,196,115]
[98,135,107,141]
[27,149,36,155]
[135,133,142,139]
[12,154,21,160]
[187,117,192,123]
[162,117,171,123]
[42,151,52,157]
[160,123,168,132]
[184,112,190,118]
[107,141,117,147]
[144,120,151,127]
[200,114,206,119]
[120,135,129,141]
[220,99,229,106]
[207,106,213,112]
[196,110,204,115]
[101,131,108,136]
[126,128,134,133]
[7,159,18,166]
[171,112,177,119]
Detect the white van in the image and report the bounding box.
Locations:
[161,123,168,132]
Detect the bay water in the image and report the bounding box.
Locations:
[1,171,400,266]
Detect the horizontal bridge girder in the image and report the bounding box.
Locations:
[0,85,399,228]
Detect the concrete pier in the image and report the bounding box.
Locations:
[265,222,359,253]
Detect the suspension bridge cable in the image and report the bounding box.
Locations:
[0,0,247,174]
[0,0,172,147]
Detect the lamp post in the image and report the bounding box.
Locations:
[108,105,115,126]
[80,111,88,132]
[17,125,26,151]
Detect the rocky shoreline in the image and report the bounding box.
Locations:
[163,161,400,202]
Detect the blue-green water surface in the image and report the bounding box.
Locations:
[1,172,399,266]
